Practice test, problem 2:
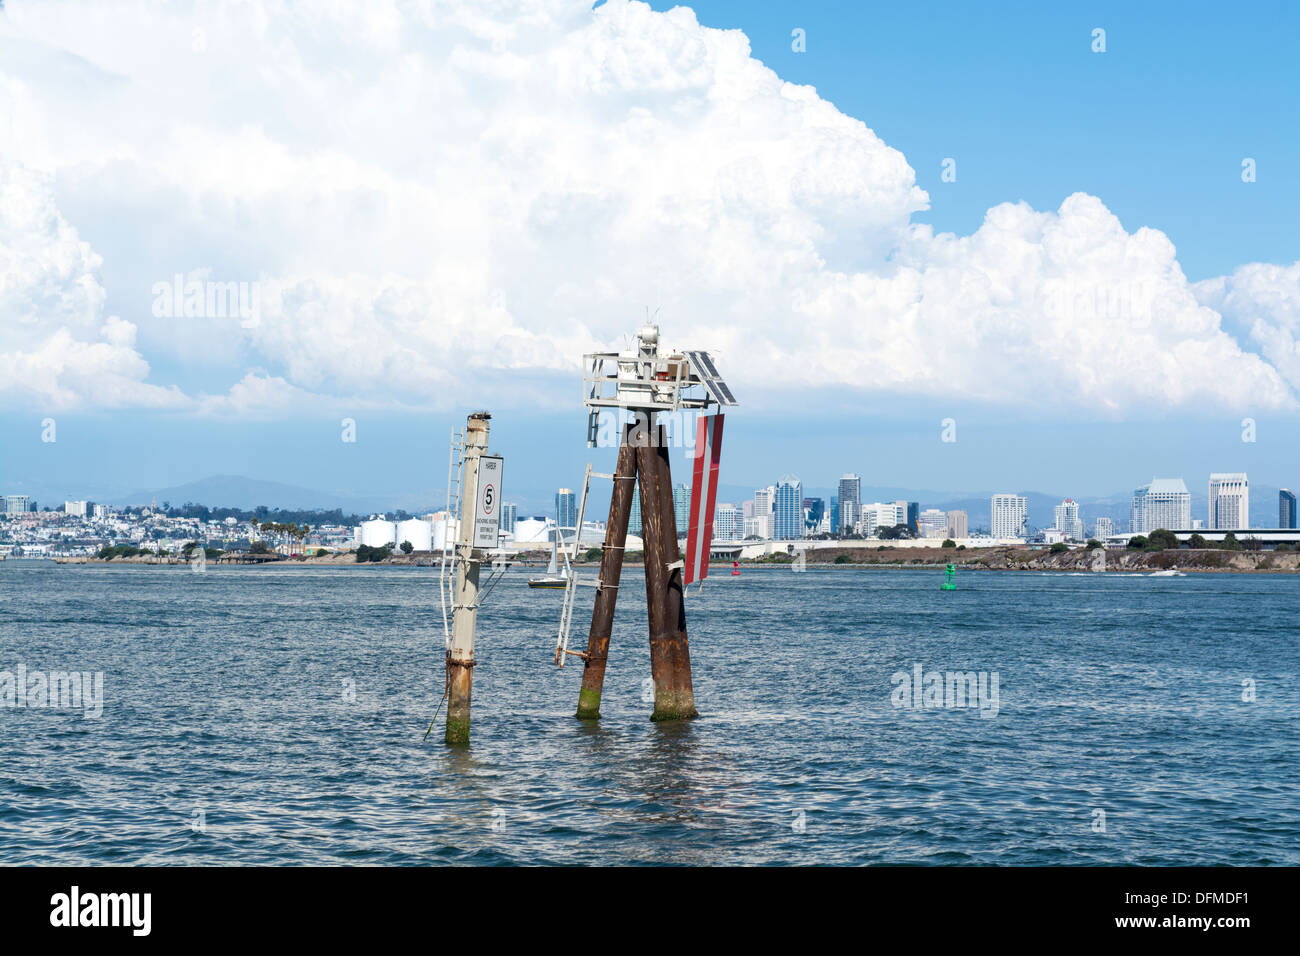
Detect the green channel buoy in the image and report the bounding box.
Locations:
[941,563,956,590]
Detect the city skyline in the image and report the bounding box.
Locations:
[8,460,1291,532]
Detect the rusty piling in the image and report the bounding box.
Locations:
[637,421,698,721]
[445,411,491,745]
[574,424,640,719]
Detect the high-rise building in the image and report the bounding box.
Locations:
[555,488,577,531]
[673,483,690,536]
[802,497,824,531]
[837,475,861,533]
[4,495,31,515]
[1208,473,1249,529]
[753,486,775,538]
[773,476,803,540]
[714,503,743,541]
[1280,489,1296,529]
[1053,499,1084,541]
[830,496,839,534]
[918,508,947,538]
[946,510,968,539]
[1131,478,1191,533]
[64,500,89,517]
[501,502,518,534]
[990,494,1028,539]
[1094,517,1114,540]
[629,490,642,535]
[906,502,919,535]
[860,502,904,537]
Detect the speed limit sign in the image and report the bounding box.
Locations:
[473,456,504,548]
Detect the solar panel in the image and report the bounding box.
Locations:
[685,350,737,406]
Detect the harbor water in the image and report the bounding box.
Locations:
[1,562,1296,865]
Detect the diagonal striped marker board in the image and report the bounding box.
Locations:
[684,414,725,587]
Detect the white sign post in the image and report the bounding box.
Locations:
[473,455,503,549]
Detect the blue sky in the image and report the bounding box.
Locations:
[1,0,1298,514]
[655,0,1300,280]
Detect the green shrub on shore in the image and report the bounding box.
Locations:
[97,544,144,559]
[941,538,956,548]
[1085,539,1102,550]
[1144,529,1180,551]
[1049,542,1069,554]
[355,544,392,563]
[833,554,854,564]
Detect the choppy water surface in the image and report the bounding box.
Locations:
[1,562,1296,865]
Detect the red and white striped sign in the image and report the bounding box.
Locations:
[684,414,725,586]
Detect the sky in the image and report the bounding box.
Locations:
[1,0,1298,514]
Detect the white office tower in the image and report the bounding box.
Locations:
[714,503,743,541]
[1131,478,1191,533]
[837,474,861,533]
[1053,499,1085,541]
[65,500,89,517]
[860,502,904,537]
[946,510,968,539]
[1094,517,1114,540]
[918,508,947,538]
[990,494,1028,539]
[1208,473,1249,529]
[751,486,776,539]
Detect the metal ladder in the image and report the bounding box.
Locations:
[554,462,621,667]
[439,426,464,650]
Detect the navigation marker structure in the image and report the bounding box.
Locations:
[557,324,737,722]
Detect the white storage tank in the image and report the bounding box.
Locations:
[511,517,553,545]
[359,519,397,548]
[395,518,433,552]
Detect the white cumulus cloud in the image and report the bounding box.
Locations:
[0,159,188,409]
[0,0,1294,416]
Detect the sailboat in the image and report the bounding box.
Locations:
[528,532,568,589]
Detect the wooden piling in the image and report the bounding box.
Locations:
[574,424,639,719]
[638,423,698,721]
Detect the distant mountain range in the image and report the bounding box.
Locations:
[110,475,438,516]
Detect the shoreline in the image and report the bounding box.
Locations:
[45,545,1300,574]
